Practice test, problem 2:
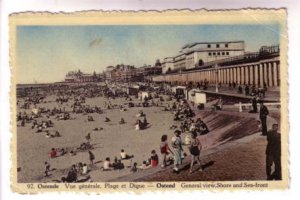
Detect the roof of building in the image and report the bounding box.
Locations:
[182,40,245,49]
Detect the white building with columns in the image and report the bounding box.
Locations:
[153,45,280,88]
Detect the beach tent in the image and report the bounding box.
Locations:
[172,86,187,99]
[127,86,139,95]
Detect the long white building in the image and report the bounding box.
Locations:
[162,40,245,73]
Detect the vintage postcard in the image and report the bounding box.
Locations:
[10,9,288,193]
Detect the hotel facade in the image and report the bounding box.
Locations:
[162,41,245,74]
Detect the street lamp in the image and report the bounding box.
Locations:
[214,64,219,93]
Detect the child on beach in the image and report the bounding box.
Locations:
[88,150,95,165]
[150,150,159,167]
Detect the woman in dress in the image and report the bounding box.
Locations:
[171,130,183,172]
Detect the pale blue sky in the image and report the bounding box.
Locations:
[16,24,280,83]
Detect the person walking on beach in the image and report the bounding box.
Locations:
[88,150,95,165]
[44,161,51,177]
[259,101,269,136]
[160,134,173,168]
[266,123,281,180]
[171,130,183,173]
[189,132,203,173]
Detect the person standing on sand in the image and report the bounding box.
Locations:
[171,130,183,173]
[85,133,91,143]
[189,132,203,173]
[160,134,173,168]
[266,123,281,180]
[44,161,51,177]
[88,150,95,165]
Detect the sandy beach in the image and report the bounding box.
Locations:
[16,89,276,183]
[17,94,178,182]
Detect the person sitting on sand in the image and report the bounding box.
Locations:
[79,142,92,150]
[36,125,43,133]
[130,162,138,172]
[198,121,209,135]
[113,159,125,170]
[54,131,61,137]
[120,149,133,160]
[69,150,76,156]
[136,110,145,117]
[82,163,88,175]
[112,157,118,168]
[87,115,94,122]
[62,167,77,183]
[143,115,148,127]
[169,125,177,130]
[119,105,127,112]
[49,148,57,158]
[45,131,51,138]
[173,111,180,121]
[59,148,66,156]
[103,157,113,171]
[21,119,25,127]
[135,119,142,130]
[77,162,83,174]
[150,150,159,167]
[119,118,125,124]
[138,161,151,170]
[104,117,111,122]
[48,120,54,127]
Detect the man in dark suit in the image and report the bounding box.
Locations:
[266,123,281,180]
[252,96,258,113]
[259,101,269,136]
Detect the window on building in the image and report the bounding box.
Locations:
[216,44,220,48]
[222,52,225,55]
[213,52,216,55]
[207,44,211,48]
[208,52,212,56]
[226,52,229,55]
[217,52,220,55]
[225,43,229,48]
